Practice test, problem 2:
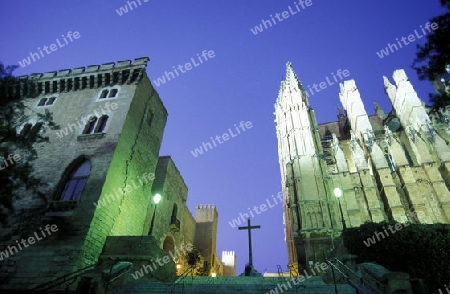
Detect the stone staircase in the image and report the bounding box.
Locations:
[117,276,356,293]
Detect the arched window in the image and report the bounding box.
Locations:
[20,122,43,140]
[83,117,97,134]
[95,115,108,133]
[20,123,32,138]
[60,160,90,201]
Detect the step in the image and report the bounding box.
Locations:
[118,281,356,294]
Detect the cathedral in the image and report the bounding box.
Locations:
[275,62,450,270]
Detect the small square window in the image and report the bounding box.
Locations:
[109,89,118,98]
[100,90,109,99]
[38,98,47,106]
[46,97,56,105]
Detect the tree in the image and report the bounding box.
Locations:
[412,0,450,109]
[182,246,206,276]
[0,62,58,226]
[342,221,450,293]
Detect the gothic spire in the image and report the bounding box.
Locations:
[277,62,309,108]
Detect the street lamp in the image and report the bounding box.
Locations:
[334,188,346,230]
[148,193,162,236]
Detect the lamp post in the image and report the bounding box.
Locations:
[148,193,162,236]
[334,188,346,230]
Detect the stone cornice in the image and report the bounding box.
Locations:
[4,57,150,98]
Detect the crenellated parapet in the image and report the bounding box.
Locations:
[2,57,150,98]
[221,251,236,276]
[195,204,218,223]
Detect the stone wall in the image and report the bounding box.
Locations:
[0,58,168,290]
[145,156,196,273]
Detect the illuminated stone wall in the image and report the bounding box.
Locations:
[275,63,450,269]
[0,58,168,290]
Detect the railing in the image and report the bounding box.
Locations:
[31,260,103,292]
[326,258,384,294]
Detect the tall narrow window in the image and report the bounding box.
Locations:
[44,81,50,94]
[89,76,95,88]
[94,115,108,133]
[28,122,43,141]
[147,113,154,127]
[60,160,91,201]
[83,117,97,134]
[171,204,178,223]
[81,77,87,89]
[20,123,32,138]
[74,77,80,90]
[60,80,66,92]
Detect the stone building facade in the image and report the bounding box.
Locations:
[0,58,231,291]
[275,62,450,270]
[149,156,197,271]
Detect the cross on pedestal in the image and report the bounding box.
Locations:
[238,218,261,266]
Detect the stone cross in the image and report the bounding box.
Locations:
[238,218,260,266]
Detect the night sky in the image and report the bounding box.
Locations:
[1,0,445,275]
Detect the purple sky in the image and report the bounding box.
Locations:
[1,0,445,275]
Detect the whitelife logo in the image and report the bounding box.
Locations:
[115,0,149,16]
[190,121,253,158]
[94,173,155,209]
[0,224,58,261]
[152,50,215,87]
[55,102,118,139]
[362,212,421,247]
[376,22,439,59]
[131,243,193,280]
[0,154,21,171]
[266,261,329,294]
[305,69,350,97]
[228,191,284,228]
[18,31,81,68]
[250,0,313,35]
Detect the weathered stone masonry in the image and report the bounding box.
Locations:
[275,63,450,269]
[0,57,169,290]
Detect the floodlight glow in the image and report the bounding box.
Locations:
[333,188,342,198]
[153,193,162,204]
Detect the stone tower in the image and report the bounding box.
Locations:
[221,250,237,276]
[275,63,450,271]
[274,62,341,270]
[0,58,171,290]
[194,204,220,275]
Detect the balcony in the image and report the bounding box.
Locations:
[45,200,78,217]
